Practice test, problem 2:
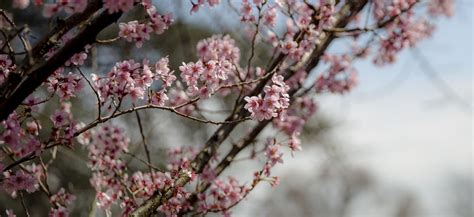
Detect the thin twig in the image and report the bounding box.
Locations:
[325,0,419,36]
[96,36,120,44]
[77,67,102,118]
[124,151,164,172]
[134,110,153,172]
[19,192,31,217]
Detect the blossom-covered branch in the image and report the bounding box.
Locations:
[0,0,453,216]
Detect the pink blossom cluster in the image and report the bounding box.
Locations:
[263,139,284,176]
[65,45,91,67]
[103,0,135,13]
[279,37,300,59]
[12,0,30,9]
[285,69,307,90]
[86,125,129,172]
[118,4,173,48]
[179,35,241,98]
[315,54,358,94]
[244,75,290,121]
[179,60,233,98]
[157,186,192,217]
[196,166,280,216]
[91,57,174,105]
[129,171,170,201]
[374,15,434,65]
[166,146,199,172]
[46,68,84,100]
[124,170,178,216]
[240,0,256,23]
[1,113,42,158]
[43,0,88,17]
[263,6,278,27]
[273,96,318,154]
[151,57,176,106]
[277,24,324,61]
[4,209,16,217]
[275,0,335,30]
[84,125,129,210]
[280,97,317,134]
[428,0,454,17]
[315,1,336,29]
[196,35,240,63]
[190,0,221,13]
[0,55,14,86]
[196,177,248,216]
[373,0,440,65]
[373,0,416,20]
[49,188,76,217]
[121,146,214,216]
[238,0,279,25]
[91,60,143,103]
[49,206,70,217]
[49,103,78,146]
[82,127,197,216]
[371,0,453,65]
[199,166,217,184]
[2,170,38,197]
[277,14,328,61]
[25,163,45,181]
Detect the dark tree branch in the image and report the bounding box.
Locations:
[0,0,116,121]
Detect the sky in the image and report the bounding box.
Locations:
[308,2,473,215]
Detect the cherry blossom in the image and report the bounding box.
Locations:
[196,176,248,215]
[245,75,290,121]
[46,68,84,100]
[263,7,278,27]
[280,37,298,55]
[49,188,76,216]
[0,55,13,86]
[0,0,455,216]
[265,141,284,168]
[428,0,454,17]
[1,112,43,158]
[91,58,174,104]
[118,4,172,47]
[103,0,134,13]
[43,0,87,17]
[315,54,358,94]
[2,171,38,196]
[49,206,70,217]
[5,209,16,217]
[12,0,30,9]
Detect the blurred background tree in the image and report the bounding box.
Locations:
[0,1,471,217]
